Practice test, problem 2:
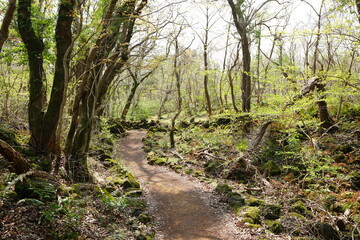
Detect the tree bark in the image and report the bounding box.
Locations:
[0,0,16,52]
[0,139,30,174]
[170,37,182,149]
[42,0,75,153]
[356,0,360,23]
[203,8,212,116]
[66,0,148,182]
[18,0,46,149]
[121,81,140,120]
[227,0,251,112]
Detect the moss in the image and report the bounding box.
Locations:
[15,177,56,201]
[245,223,261,229]
[138,213,151,225]
[262,160,281,176]
[311,222,340,240]
[227,192,245,209]
[121,172,140,190]
[215,183,232,194]
[262,204,282,220]
[242,207,261,224]
[265,220,284,234]
[247,196,266,206]
[204,160,221,174]
[289,201,307,216]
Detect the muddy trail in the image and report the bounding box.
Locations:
[117,131,242,240]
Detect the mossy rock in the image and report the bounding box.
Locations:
[289,201,311,217]
[138,213,152,224]
[265,220,284,234]
[280,212,308,236]
[15,177,56,201]
[262,160,281,176]
[350,172,360,190]
[204,160,222,174]
[0,128,20,147]
[227,192,245,209]
[262,204,282,220]
[242,207,261,224]
[247,196,266,206]
[215,183,232,194]
[121,173,140,190]
[311,222,340,240]
[245,223,261,229]
[154,158,167,166]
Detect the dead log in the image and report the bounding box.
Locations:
[0,139,30,174]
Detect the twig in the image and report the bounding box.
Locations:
[170,150,184,160]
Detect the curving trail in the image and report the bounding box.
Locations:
[117,131,241,240]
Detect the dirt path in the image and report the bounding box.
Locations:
[117,131,242,240]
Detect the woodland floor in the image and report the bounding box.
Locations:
[118,130,244,240]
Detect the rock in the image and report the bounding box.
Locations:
[290,201,310,217]
[247,196,266,206]
[108,119,126,134]
[138,213,151,224]
[265,220,284,234]
[350,172,360,190]
[227,192,245,209]
[202,121,210,128]
[311,222,340,240]
[280,212,308,236]
[242,207,261,224]
[215,183,232,194]
[339,145,353,154]
[262,204,282,220]
[0,128,20,146]
[121,173,140,190]
[15,177,56,201]
[204,160,221,175]
[216,117,232,125]
[262,160,282,176]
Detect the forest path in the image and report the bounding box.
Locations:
[117,130,242,240]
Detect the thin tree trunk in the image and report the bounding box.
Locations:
[170,38,182,149]
[203,10,212,116]
[121,81,140,120]
[0,0,16,52]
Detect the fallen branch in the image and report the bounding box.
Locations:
[195,151,227,161]
[170,150,184,160]
[0,139,30,174]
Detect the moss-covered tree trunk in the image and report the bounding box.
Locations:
[66,0,148,182]
[17,0,47,149]
[227,0,251,112]
[18,0,75,162]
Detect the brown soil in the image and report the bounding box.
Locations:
[117,131,243,240]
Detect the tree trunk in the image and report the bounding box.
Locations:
[42,0,75,153]
[227,0,251,112]
[121,81,140,120]
[0,0,16,53]
[241,35,251,112]
[170,36,182,149]
[228,71,239,113]
[356,0,360,23]
[18,0,46,149]
[65,0,148,182]
[203,11,212,116]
